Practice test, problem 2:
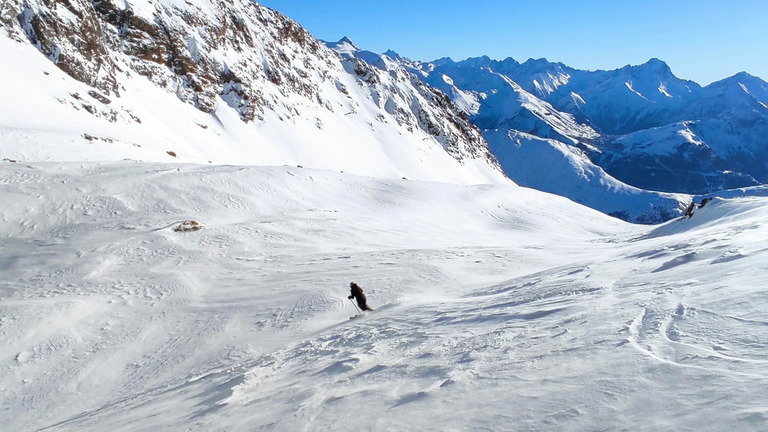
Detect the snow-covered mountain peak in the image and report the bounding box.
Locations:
[708,71,767,89]
[507,58,571,97]
[497,56,521,69]
[458,55,494,69]
[383,49,402,60]
[707,72,768,105]
[521,57,555,68]
[1,0,505,184]
[324,39,400,71]
[430,56,456,67]
[338,35,356,46]
[616,58,698,101]
[732,71,756,79]
[633,57,672,74]
[324,36,359,54]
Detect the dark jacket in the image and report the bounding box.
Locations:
[348,283,373,310]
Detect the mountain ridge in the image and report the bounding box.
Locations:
[400,51,768,198]
[0,0,505,184]
[4,1,767,223]
[328,39,690,223]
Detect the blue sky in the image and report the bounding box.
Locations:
[258,0,767,85]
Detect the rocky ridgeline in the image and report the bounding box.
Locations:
[2,0,119,95]
[333,45,494,161]
[0,0,498,168]
[410,56,768,195]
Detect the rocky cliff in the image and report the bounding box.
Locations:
[0,0,502,183]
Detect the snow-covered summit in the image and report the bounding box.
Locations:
[324,36,360,54]
[383,49,402,60]
[401,52,768,202]
[632,57,673,75]
[704,71,768,108]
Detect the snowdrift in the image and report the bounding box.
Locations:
[2,161,768,431]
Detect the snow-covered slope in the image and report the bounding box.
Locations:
[410,56,599,144]
[2,161,768,431]
[0,0,503,184]
[600,121,759,194]
[3,0,766,222]
[686,75,768,185]
[386,56,688,222]
[3,2,768,429]
[509,58,699,135]
[404,55,768,202]
[485,130,687,223]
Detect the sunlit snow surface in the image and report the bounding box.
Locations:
[1,162,767,431]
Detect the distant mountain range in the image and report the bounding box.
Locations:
[2,0,766,223]
[329,41,768,221]
[401,53,768,197]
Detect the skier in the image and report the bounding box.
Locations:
[348,282,373,311]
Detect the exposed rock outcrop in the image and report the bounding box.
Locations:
[2,0,498,171]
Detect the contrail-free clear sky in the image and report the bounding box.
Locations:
[259,0,768,85]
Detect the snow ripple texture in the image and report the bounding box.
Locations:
[1,162,767,431]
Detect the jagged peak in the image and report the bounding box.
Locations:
[724,71,763,83]
[707,71,766,88]
[632,58,672,75]
[458,55,493,69]
[523,57,552,65]
[644,57,667,67]
[383,49,401,60]
[338,36,357,47]
[495,57,520,72]
[517,57,567,72]
[467,55,492,62]
[325,36,359,53]
[499,57,520,66]
[431,57,456,66]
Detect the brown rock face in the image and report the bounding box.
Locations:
[15,0,118,94]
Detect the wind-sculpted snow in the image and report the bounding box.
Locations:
[1,162,768,431]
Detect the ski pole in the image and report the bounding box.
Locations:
[349,298,361,314]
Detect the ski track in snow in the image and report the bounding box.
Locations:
[1,162,768,431]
